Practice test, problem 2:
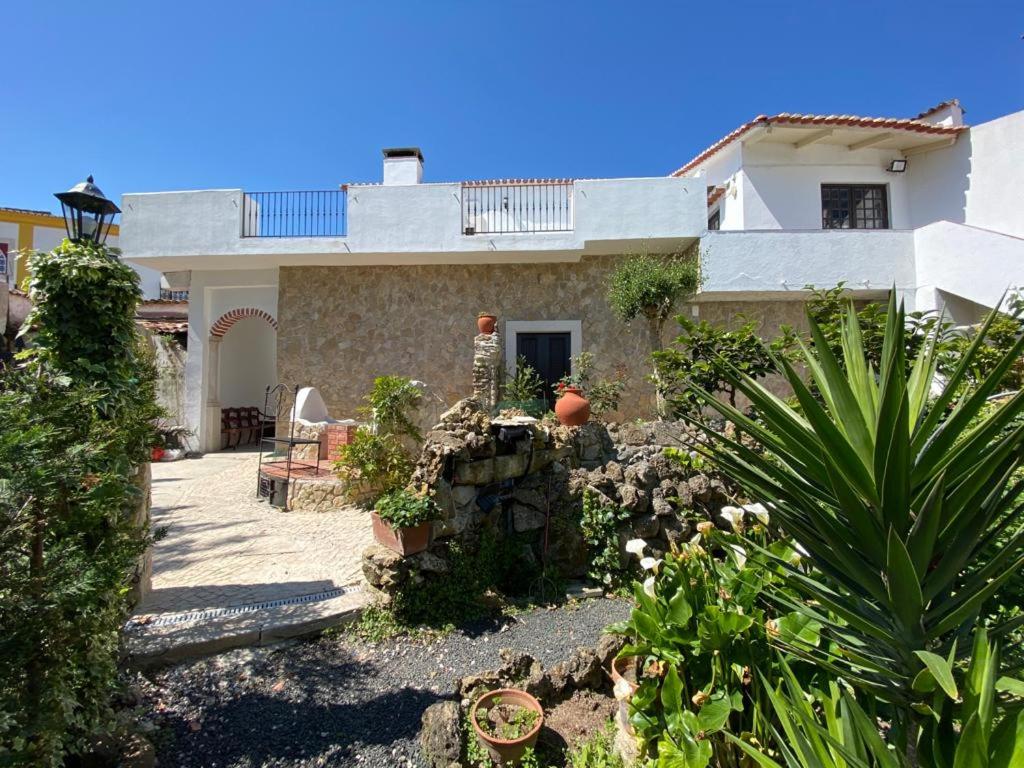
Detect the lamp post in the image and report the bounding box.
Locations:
[54,175,120,245]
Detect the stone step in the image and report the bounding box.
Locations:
[124,587,367,668]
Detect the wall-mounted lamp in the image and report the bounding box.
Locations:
[887,159,908,173]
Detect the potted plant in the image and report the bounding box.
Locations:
[470,688,544,765]
[477,312,498,335]
[371,487,439,556]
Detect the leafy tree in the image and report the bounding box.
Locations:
[607,250,700,417]
[685,294,1024,760]
[360,375,423,442]
[1,240,159,765]
[653,315,780,420]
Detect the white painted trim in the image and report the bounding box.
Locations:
[504,320,583,376]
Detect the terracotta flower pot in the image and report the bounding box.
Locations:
[555,387,590,426]
[370,511,431,556]
[477,314,497,335]
[471,688,544,766]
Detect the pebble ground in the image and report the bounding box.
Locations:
[139,597,629,767]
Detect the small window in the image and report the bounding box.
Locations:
[821,184,889,229]
[707,209,721,231]
[0,243,8,276]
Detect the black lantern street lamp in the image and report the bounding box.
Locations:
[54,175,121,245]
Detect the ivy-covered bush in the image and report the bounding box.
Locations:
[0,240,159,766]
[580,489,632,589]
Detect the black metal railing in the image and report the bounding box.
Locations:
[159,289,189,301]
[242,190,346,237]
[461,180,573,235]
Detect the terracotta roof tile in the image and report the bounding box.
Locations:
[670,110,967,177]
[138,318,188,334]
[916,98,963,120]
[707,185,727,207]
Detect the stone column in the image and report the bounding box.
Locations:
[127,462,153,608]
[472,330,503,412]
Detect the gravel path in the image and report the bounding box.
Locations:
[139,597,629,767]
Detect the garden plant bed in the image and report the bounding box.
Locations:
[133,597,629,767]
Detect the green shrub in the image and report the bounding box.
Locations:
[580,489,631,589]
[565,721,624,768]
[505,356,545,402]
[653,315,779,420]
[333,427,413,501]
[361,375,423,442]
[607,250,700,417]
[374,488,439,528]
[1,241,159,766]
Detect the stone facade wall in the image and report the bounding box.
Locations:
[277,258,812,425]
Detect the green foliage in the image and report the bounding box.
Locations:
[555,352,625,418]
[565,721,624,768]
[684,291,1024,749]
[506,356,545,402]
[1,241,159,766]
[607,251,700,324]
[730,632,1024,768]
[360,375,423,442]
[580,489,631,588]
[374,487,439,529]
[333,427,413,501]
[653,315,780,419]
[474,699,539,739]
[608,527,814,766]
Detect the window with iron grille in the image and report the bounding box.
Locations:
[821,184,889,229]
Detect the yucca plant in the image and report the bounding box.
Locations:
[684,292,1024,754]
[728,631,1024,768]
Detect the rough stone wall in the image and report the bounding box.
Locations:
[277,259,813,426]
[472,331,503,412]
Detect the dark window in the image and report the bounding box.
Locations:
[821,184,889,229]
[707,209,721,231]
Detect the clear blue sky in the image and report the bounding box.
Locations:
[3,0,1022,214]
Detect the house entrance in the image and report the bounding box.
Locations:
[516,331,571,408]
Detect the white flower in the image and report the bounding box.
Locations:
[719,506,745,533]
[743,503,770,526]
[643,576,656,598]
[729,544,747,570]
[625,538,647,557]
[613,677,634,701]
[640,557,663,572]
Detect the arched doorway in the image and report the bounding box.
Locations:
[207,308,277,450]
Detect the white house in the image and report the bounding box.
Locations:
[120,100,1024,452]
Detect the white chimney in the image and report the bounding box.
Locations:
[917,99,965,128]
[382,147,424,185]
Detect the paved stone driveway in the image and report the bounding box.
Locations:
[139,451,372,615]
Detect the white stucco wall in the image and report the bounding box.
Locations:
[700,229,917,304]
[120,176,706,272]
[913,220,1024,317]
[183,269,279,452]
[738,142,912,230]
[908,110,1024,238]
[217,316,277,408]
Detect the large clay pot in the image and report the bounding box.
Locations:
[477,313,497,335]
[471,688,544,766]
[555,387,590,426]
[371,512,431,556]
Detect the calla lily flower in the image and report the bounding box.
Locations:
[625,538,647,557]
[640,556,663,572]
[729,544,747,570]
[613,677,634,701]
[719,506,745,533]
[643,576,656,598]
[743,502,770,526]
